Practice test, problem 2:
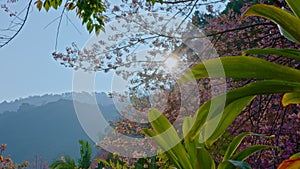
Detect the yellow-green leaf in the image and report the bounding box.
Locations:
[43,1,50,11]
[290,152,300,159]
[223,133,251,162]
[282,92,300,106]
[187,80,300,141]
[146,109,193,169]
[242,4,300,42]
[286,0,300,18]
[232,145,273,161]
[195,147,216,169]
[180,56,300,84]
[183,117,199,164]
[243,48,300,61]
[202,96,254,147]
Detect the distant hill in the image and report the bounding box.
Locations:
[0,92,113,114]
[0,93,120,163]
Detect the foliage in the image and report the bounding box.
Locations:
[78,140,92,169]
[199,0,300,167]
[96,154,158,169]
[34,0,106,34]
[49,140,91,169]
[143,109,273,169]
[180,0,300,168]
[2,0,299,168]
[183,0,300,109]
[49,0,300,167]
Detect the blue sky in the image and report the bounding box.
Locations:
[0,1,228,102]
[0,2,112,102]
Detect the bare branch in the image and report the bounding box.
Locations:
[0,0,33,48]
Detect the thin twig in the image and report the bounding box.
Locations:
[55,7,66,51]
[0,0,33,48]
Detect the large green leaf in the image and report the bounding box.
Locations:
[195,147,216,169]
[242,4,300,42]
[282,92,300,106]
[232,145,273,161]
[180,56,300,84]
[145,109,193,169]
[143,128,182,168]
[278,25,299,43]
[203,97,254,147]
[286,0,300,18]
[290,152,300,159]
[183,117,199,164]
[223,133,251,162]
[227,160,252,169]
[243,48,300,61]
[187,80,300,141]
[223,133,273,161]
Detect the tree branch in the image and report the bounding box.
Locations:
[0,0,33,48]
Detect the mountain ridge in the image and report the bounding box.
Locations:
[0,92,120,163]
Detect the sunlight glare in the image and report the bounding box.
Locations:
[164,57,178,71]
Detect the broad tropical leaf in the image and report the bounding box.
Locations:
[227,160,251,169]
[203,97,254,147]
[290,152,300,159]
[187,80,300,141]
[223,133,251,162]
[232,145,273,161]
[242,4,300,42]
[286,0,300,18]
[144,109,193,169]
[243,48,300,61]
[180,56,300,84]
[183,117,199,163]
[194,147,215,169]
[282,92,300,106]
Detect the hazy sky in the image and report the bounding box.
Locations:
[0,1,228,102]
[0,2,113,102]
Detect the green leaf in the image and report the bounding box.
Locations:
[223,133,250,161]
[282,92,300,106]
[49,0,58,9]
[180,56,300,84]
[183,117,199,163]
[143,128,183,169]
[243,48,300,61]
[278,25,299,43]
[222,133,273,162]
[187,80,300,141]
[49,156,76,169]
[290,152,300,159]
[195,147,216,169]
[203,97,254,147]
[242,4,300,42]
[43,0,50,11]
[227,160,252,169]
[146,109,193,169]
[232,145,273,161]
[286,0,300,18]
[78,140,91,169]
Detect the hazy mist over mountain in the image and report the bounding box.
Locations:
[0,92,120,163]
